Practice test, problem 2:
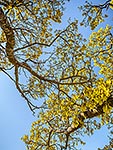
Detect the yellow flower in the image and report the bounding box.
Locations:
[21,135,28,142]
[110,0,113,9]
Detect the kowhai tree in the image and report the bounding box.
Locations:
[0,0,113,149]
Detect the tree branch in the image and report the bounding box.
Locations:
[66,95,113,135]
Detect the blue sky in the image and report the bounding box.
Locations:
[0,72,36,150]
[0,0,112,150]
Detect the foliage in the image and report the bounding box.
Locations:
[0,0,113,150]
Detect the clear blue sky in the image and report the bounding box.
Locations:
[0,0,112,150]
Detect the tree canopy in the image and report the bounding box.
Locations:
[0,0,113,150]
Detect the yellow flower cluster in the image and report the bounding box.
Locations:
[21,119,56,150]
[88,25,112,48]
[85,78,112,106]
[88,25,113,80]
